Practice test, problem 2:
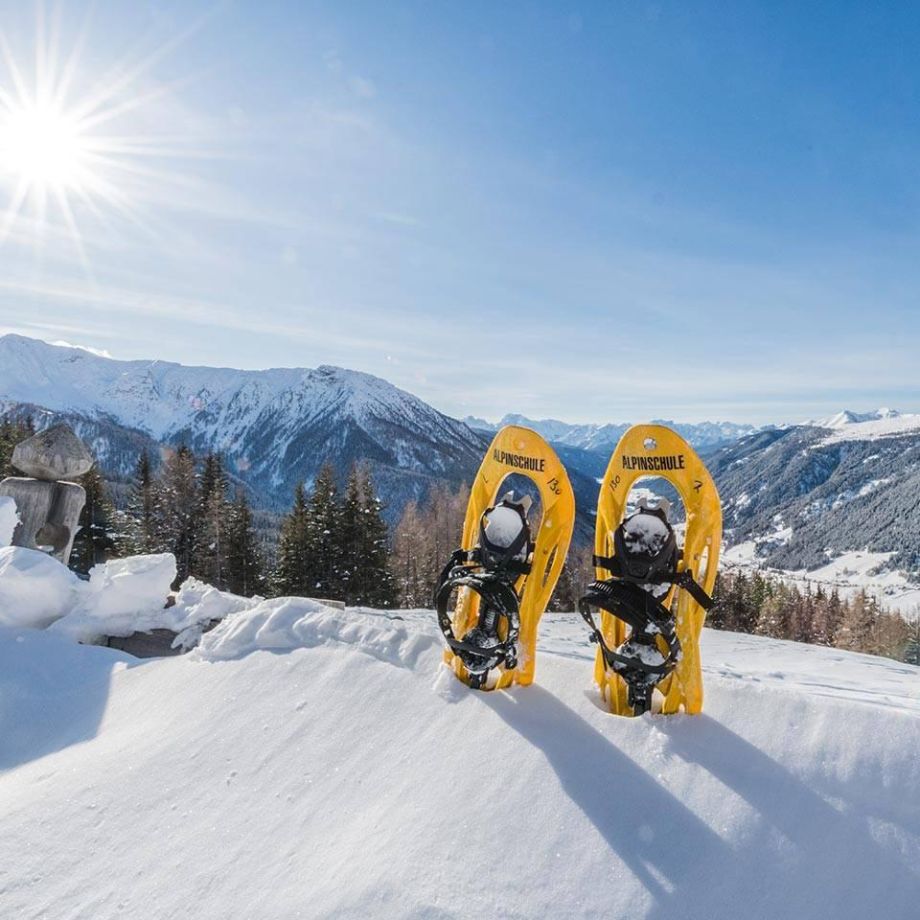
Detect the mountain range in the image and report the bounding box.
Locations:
[0,335,486,517]
[463,413,757,452]
[2,334,918,575]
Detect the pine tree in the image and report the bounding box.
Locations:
[337,464,364,603]
[355,465,396,607]
[0,416,34,477]
[126,450,157,553]
[225,490,265,596]
[195,452,230,589]
[274,482,311,595]
[905,618,920,666]
[70,465,120,575]
[304,463,343,599]
[154,445,200,586]
[706,572,729,629]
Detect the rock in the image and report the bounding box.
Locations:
[0,478,86,564]
[11,424,94,481]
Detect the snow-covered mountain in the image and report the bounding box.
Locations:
[1,602,918,918]
[711,415,920,587]
[0,335,486,512]
[465,412,757,452]
[812,407,901,429]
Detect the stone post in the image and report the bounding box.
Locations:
[0,424,94,565]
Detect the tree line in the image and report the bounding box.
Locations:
[1,421,919,666]
[708,570,920,664]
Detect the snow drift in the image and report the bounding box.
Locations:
[0,495,18,547]
[0,600,918,919]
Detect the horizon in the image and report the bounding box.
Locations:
[1,2,919,424]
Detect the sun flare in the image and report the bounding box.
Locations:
[0,5,204,267]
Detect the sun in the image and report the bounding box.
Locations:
[0,100,90,189]
[0,4,206,267]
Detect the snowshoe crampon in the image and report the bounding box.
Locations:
[434,425,575,690]
[579,424,722,715]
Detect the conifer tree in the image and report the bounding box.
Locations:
[126,450,157,553]
[905,618,920,666]
[70,465,120,575]
[195,452,230,589]
[225,490,265,596]
[304,462,343,599]
[154,445,200,585]
[274,482,311,595]
[337,464,364,603]
[355,465,396,607]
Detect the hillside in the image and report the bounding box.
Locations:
[711,414,920,579]
[1,604,918,919]
[0,334,487,514]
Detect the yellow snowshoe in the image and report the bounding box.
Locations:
[579,424,722,715]
[434,425,575,690]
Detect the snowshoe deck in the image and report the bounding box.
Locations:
[590,424,722,715]
[440,425,575,690]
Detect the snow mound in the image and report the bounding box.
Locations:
[50,554,177,642]
[0,546,80,628]
[0,495,18,547]
[195,597,441,669]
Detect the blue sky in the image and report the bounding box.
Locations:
[0,1,917,424]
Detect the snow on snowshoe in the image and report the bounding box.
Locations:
[434,425,575,690]
[580,425,722,715]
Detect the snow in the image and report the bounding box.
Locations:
[482,503,527,551]
[818,412,920,445]
[1,602,918,918]
[623,511,671,555]
[49,554,177,643]
[0,550,252,643]
[814,407,901,429]
[0,495,18,547]
[0,546,80,628]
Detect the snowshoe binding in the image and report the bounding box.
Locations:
[580,425,722,715]
[434,425,575,691]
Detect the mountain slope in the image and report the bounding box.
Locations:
[0,608,917,919]
[0,335,486,513]
[709,421,920,575]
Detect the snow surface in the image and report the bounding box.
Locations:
[0,496,18,547]
[0,550,248,644]
[48,554,176,643]
[0,600,918,918]
[0,546,80,628]
[817,412,920,445]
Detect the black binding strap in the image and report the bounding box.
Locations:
[591,553,714,611]
[432,499,532,689]
[578,579,682,714]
